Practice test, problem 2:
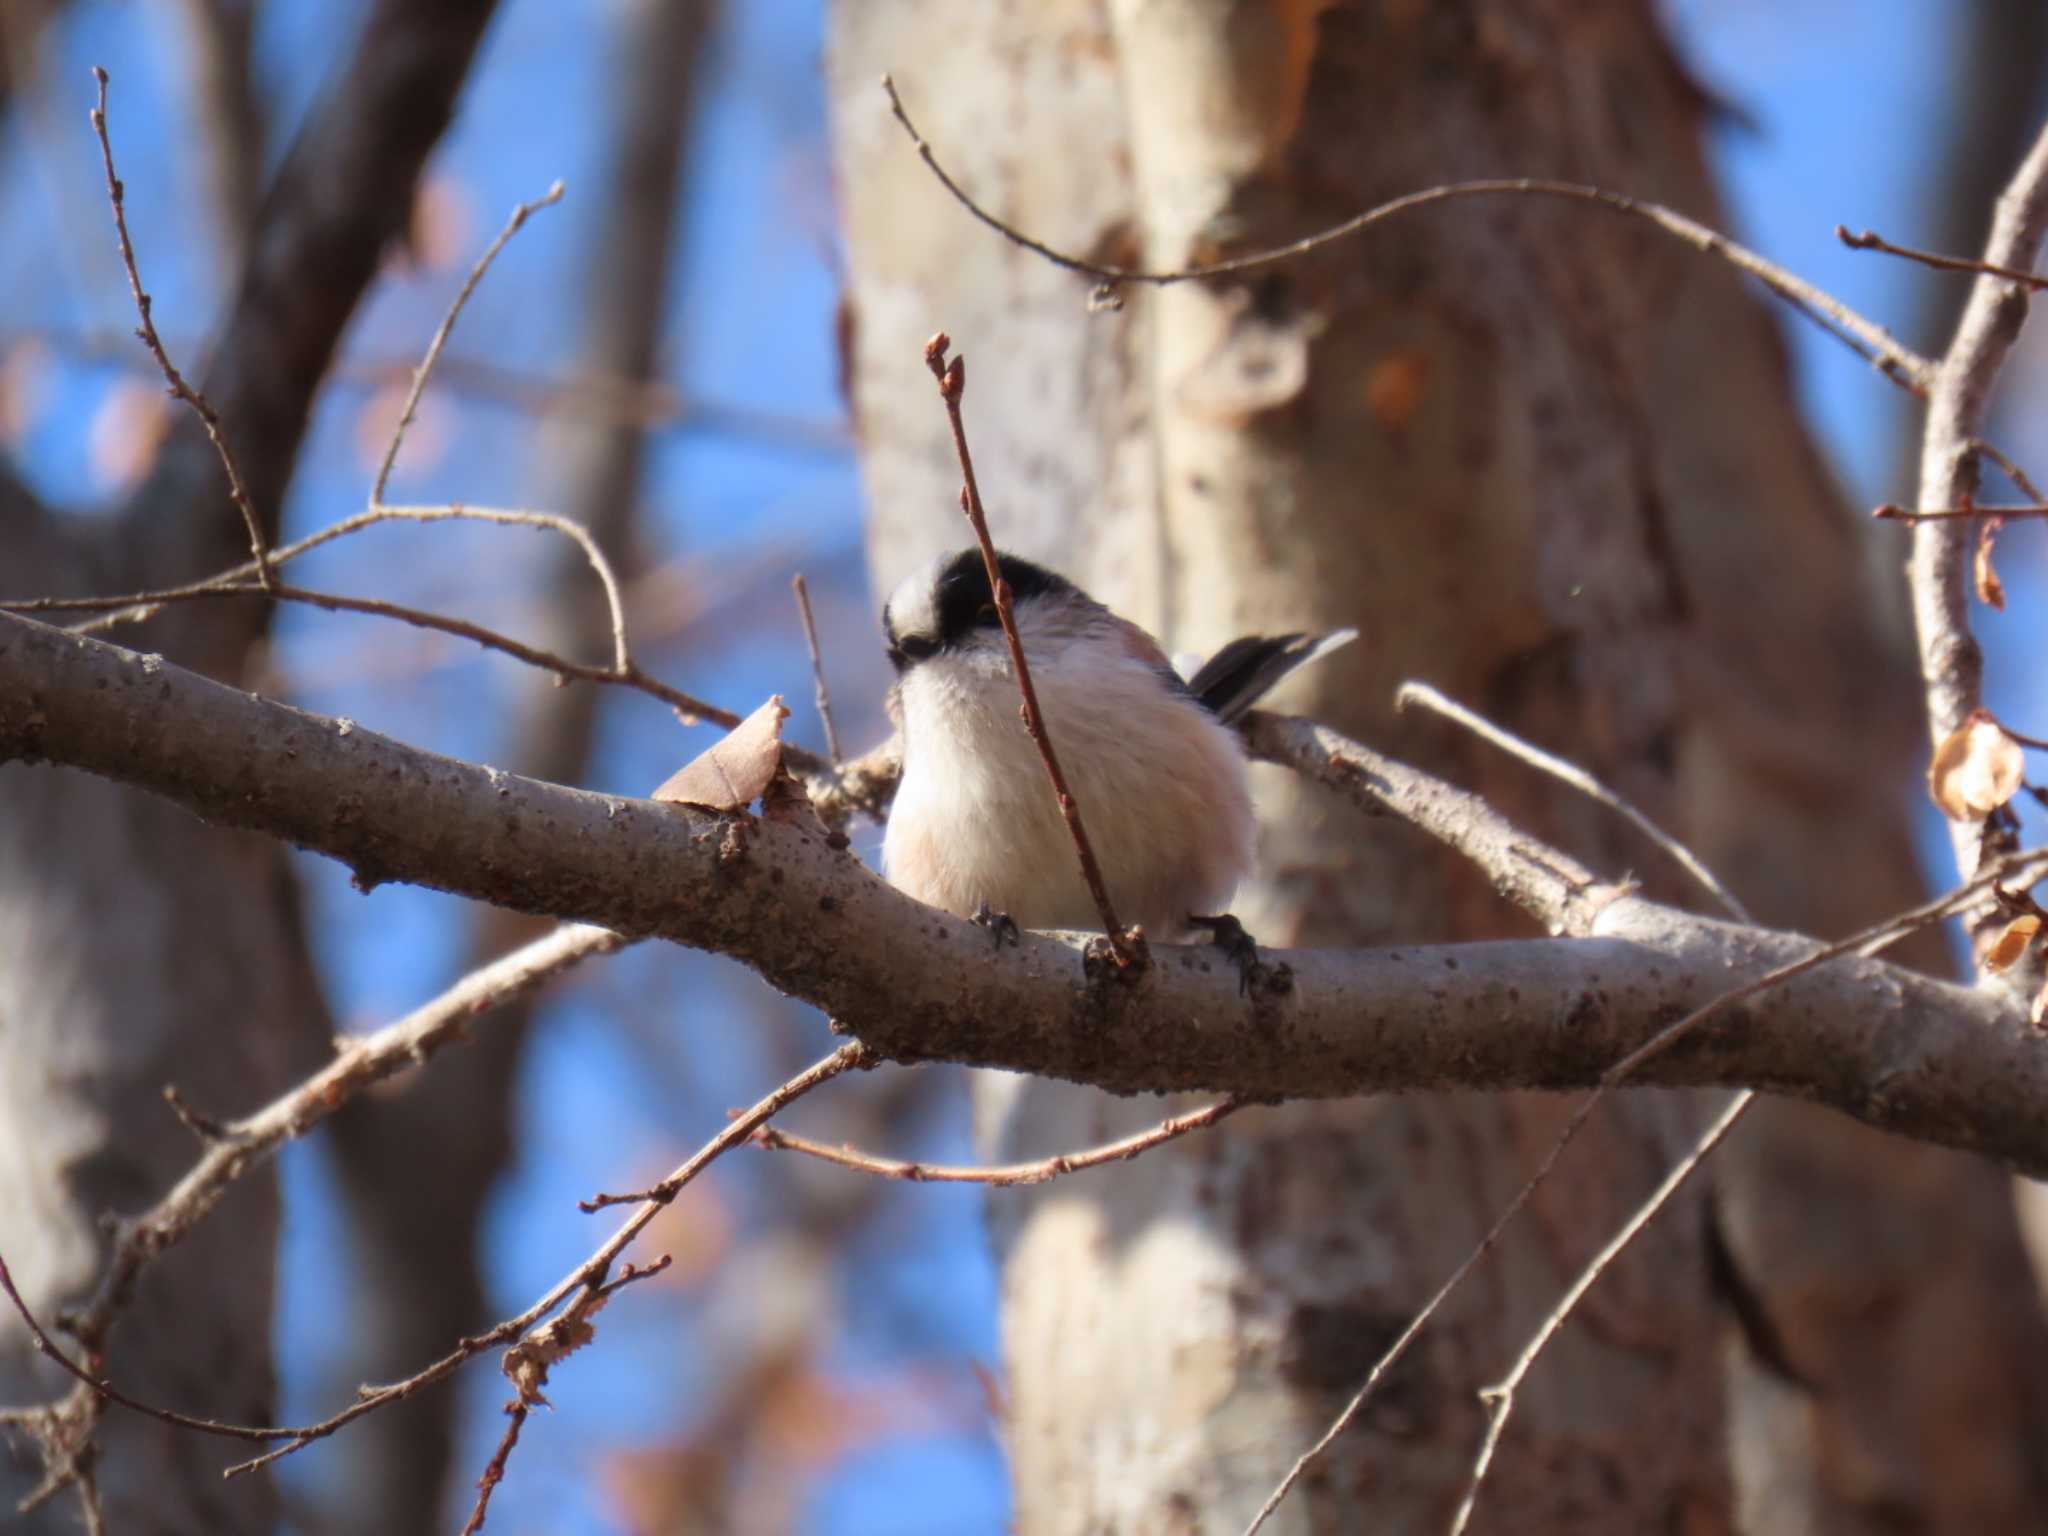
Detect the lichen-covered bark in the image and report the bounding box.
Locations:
[829,1,2048,1531]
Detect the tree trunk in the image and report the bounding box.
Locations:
[828,2,2048,1531]
[0,6,497,1527]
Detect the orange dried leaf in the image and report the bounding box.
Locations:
[653,696,789,809]
[1976,518,2007,610]
[1985,914,2040,972]
[1928,710,2024,821]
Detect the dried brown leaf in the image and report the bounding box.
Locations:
[653,696,789,810]
[1928,709,2024,821]
[1985,914,2040,972]
[1976,517,2007,609]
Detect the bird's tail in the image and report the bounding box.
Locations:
[1186,628,1358,723]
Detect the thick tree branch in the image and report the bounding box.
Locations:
[4,611,2046,1170]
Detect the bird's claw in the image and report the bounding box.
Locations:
[1189,912,1280,997]
[972,901,1021,949]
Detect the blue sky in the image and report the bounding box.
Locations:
[3,2,2035,1531]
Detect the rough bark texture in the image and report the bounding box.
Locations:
[14,610,2048,1166]
[829,1,2048,1531]
[0,5,497,1528]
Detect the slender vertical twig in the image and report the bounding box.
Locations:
[791,572,844,763]
[371,181,566,509]
[90,68,273,585]
[921,332,1138,964]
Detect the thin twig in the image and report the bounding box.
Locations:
[0,1252,291,1444]
[1243,842,2041,1533]
[752,1098,1242,1186]
[0,924,625,1512]
[1875,502,2048,521]
[1245,832,2048,1536]
[1839,224,2048,290]
[881,77,1932,393]
[791,572,843,763]
[459,1402,527,1536]
[0,325,852,453]
[922,331,1138,964]
[458,1257,671,1536]
[1396,682,1752,923]
[1446,1090,1755,1535]
[221,1043,870,1478]
[90,67,273,584]
[0,500,750,730]
[373,181,566,507]
[1385,688,1757,1526]
[1972,437,2048,502]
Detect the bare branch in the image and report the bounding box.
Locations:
[1840,223,2048,290]
[0,923,624,1504]
[880,77,1932,392]
[0,1252,286,1444]
[69,924,624,1356]
[458,1257,671,1535]
[1446,1089,1755,1534]
[1241,710,1611,934]
[7,612,2048,1172]
[1878,502,2048,521]
[752,1097,1242,1186]
[1396,682,1753,923]
[133,0,500,609]
[790,572,843,763]
[1372,690,1757,1526]
[1243,845,2020,1533]
[91,67,273,585]
[373,182,566,508]
[923,332,1139,963]
[1909,121,2048,886]
[458,1402,526,1536]
[222,1044,868,1478]
[1972,436,2047,501]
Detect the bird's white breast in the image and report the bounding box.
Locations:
[882,630,1256,938]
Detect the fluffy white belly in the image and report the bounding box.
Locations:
[883,654,1255,938]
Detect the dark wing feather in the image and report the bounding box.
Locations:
[1189,629,1357,723]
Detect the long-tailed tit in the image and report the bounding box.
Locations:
[880,548,1353,945]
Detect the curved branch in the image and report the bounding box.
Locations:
[3,611,2044,1170]
[880,77,1933,392]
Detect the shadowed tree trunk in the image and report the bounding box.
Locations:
[829,2,2048,1530]
[321,1,709,1524]
[0,5,497,1528]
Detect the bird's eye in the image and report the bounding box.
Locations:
[977,602,998,624]
[889,634,939,672]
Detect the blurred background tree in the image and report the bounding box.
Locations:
[3,2,2048,1532]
